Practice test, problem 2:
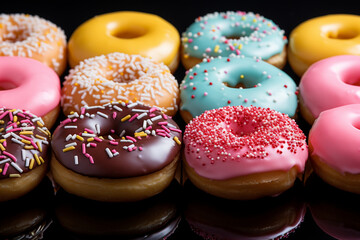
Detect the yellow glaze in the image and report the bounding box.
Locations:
[288,14,360,76]
[68,11,180,72]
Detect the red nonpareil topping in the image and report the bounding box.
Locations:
[184,106,306,161]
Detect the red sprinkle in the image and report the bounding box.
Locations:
[183,106,307,162]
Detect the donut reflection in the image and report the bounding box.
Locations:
[184,181,306,240]
[54,180,181,239]
[308,175,360,240]
[0,179,53,240]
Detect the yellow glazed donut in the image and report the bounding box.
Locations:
[288,14,360,76]
[68,11,180,73]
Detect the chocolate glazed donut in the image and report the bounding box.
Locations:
[51,102,182,202]
[0,108,51,202]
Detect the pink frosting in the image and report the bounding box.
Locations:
[0,56,61,117]
[300,55,360,119]
[309,104,360,174]
[183,106,308,180]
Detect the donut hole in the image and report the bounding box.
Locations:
[223,28,255,41]
[343,77,360,86]
[326,28,358,40]
[0,80,17,90]
[223,75,258,89]
[1,25,32,43]
[228,122,257,137]
[104,64,145,83]
[111,25,147,39]
[352,121,360,131]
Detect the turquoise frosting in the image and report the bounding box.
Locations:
[182,11,287,60]
[180,56,298,118]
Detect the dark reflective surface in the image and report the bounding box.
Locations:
[1,1,360,239]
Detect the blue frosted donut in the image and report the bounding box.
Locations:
[181,11,287,69]
[180,56,298,122]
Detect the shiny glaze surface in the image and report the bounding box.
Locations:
[183,106,308,180]
[180,56,298,119]
[68,11,180,69]
[52,103,182,178]
[0,56,61,117]
[288,14,360,76]
[300,55,360,120]
[309,104,360,174]
[0,108,51,179]
[182,11,287,60]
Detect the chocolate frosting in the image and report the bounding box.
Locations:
[0,108,50,179]
[51,103,182,178]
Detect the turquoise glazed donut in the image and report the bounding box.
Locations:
[181,11,287,69]
[180,56,298,122]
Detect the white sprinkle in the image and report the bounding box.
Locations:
[132,108,148,112]
[74,155,79,165]
[11,162,23,173]
[150,115,162,122]
[81,133,96,138]
[113,105,122,112]
[120,130,126,137]
[105,148,113,158]
[97,111,108,118]
[11,138,25,146]
[135,127,143,133]
[137,112,148,120]
[147,119,153,126]
[0,159,10,165]
[127,102,138,108]
[64,125,78,129]
[95,124,100,134]
[65,134,73,141]
[25,158,30,167]
[65,142,77,148]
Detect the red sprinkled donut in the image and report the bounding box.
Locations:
[183,105,308,200]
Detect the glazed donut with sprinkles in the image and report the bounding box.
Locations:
[61,52,179,117]
[180,55,298,123]
[0,13,67,76]
[183,105,308,200]
[0,108,51,202]
[181,11,287,70]
[51,102,182,202]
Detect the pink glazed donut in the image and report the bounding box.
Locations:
[183,105,308,200]
[309,104,360,194]
[299,55,360,124]
[0,56,61,128]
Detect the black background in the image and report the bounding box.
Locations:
[1,1,360,239]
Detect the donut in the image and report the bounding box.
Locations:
[299,55,360,125]
[0,108,51,202]
[183,105,308,200]
[309,104,360,194]
[0,13,67,76]
[181,11,287,70]
[68,11,180,73]
[180,56,298,123]
[0,56,61,129]
[61,52,179,117]
[288,14,360,76]
[51,102,182,202]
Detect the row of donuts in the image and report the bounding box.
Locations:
[1,11,360,202]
